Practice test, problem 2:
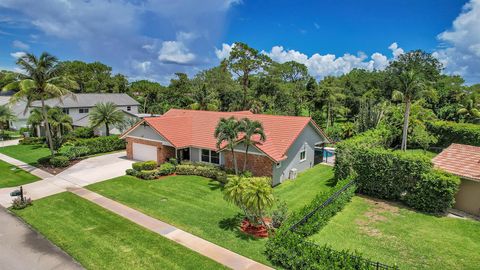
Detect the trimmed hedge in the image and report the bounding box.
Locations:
[61,136,126,158]
[19,137,46,145]
[426,121,480,147]
[71,127,95,139]
[49,156,70,168]
[405,170,460,213]
[132,161,157,171]
[137,170,157,180]
[176,163,227,183]
[265,179,389,269]
[158,162,175,176]
[335,127,460,213]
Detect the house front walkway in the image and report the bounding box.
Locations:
[70,187,274,270]
[0,151,134,207]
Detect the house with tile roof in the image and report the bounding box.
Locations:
[121,109,331,185]
[433,143,480,216]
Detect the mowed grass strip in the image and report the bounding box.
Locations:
[87,165,335,265]
[309,196,480,270]
[0,159,40,188]
[0,144,50,166]
[13,192,225,270]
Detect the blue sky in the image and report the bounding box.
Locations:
[1,0,479,84]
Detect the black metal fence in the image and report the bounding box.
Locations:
[288,180,400,270]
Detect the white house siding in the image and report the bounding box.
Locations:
[272,123,325,185]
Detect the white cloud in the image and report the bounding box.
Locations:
[133,61,152,73]
[10,51,26,58]
[158,41,196,64]
[388,42,404,59]
[216,43,403,79]
[434,0,480,82]
[215,43,234,59]
[12,40,29,50]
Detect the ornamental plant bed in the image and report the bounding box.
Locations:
[38,159,82,175]
[240,217,272,238]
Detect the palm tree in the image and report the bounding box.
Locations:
[243,177,274,226]
[214,117,241,175]
[27,108,44,137]
[3,52,77,156]
[393,70,426,151]
[48,107,73,137]
[0,105,16,138]
[239,118,266,172]
[89,102,125,136]
[223,176,249,218]
[457,97,480,123]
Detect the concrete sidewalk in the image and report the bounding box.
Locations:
[70,187,273,270]
[0,152,134,207]
[0,207,84,270]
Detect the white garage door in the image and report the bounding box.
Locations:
[132,143,157,161]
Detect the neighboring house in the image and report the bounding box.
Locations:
[0,91,29,130]
[121,109,330,185]
[433,143,480,216]
[30,93,141,136]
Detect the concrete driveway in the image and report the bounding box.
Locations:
[0,207,84,270]
[0,151,134,207]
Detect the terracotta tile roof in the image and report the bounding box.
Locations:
[432,143,480,182]
[138,109,328,162]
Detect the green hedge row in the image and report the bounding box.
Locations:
[426,121,480,147]
[334,127,460,213]
[60,136,126,159]
[265,179,394,269]
[176,163,227,183]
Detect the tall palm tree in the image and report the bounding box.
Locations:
[0,105,16,138]
[393,70,426,151]
[239,118,266,172]
[89,102,125,136]
[214,117,241,175]
[3,52,77,156]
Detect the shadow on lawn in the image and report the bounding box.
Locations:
[218,213,260,241]
[207,180,223,191]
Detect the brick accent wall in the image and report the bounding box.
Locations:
[125,137,176,164]
[224,151,274,177]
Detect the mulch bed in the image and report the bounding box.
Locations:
[240,217,271,238]
[38,159,82,175]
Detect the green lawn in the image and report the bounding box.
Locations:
[0,144,50,166]
[309,196,480,270]
[404,149,438,159]
[87,164,335,265]
[274,164,334,212]
[13,192,225,270]
[0,160,40,188]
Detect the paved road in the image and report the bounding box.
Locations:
[0,151,134,207]
[0,207,83,270]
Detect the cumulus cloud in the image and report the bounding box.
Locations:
[10,51,26,58]
[216,42,403,79]
[12,40,29,50]
[0,0,239,80]
[434,0,480,83]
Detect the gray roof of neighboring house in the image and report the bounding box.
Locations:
[73,110,139,127]
[0,95,29,119]
[30,93,140,108]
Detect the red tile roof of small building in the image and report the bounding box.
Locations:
[432,143,480,182]
[130,109,328,162]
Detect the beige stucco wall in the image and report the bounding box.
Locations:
[454,178,480,216]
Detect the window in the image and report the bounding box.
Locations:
[300,150,306,161]
[210,151,220,164]
[62,108,69,114]
[200,149,220,164]
[79,108,89,114]
[127,106,131,111]
[201,149,210,162]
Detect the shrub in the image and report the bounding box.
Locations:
[125,168,138,177]
[19,137,46,145]
[168,158,178,166]
[67,136,125,155]
[37,156,51,166]
[427,120,480,147]
[137,170,157,180]
[49,155,70,168]
[132,160,157,171]
[405,170,460,213]
[175,163,228,182]
[334,126,460,213]
[271,200,288,228]
[11,197,33,210]
[61,146,91,160]
[72,127,95,138]
[158,162,175,176]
